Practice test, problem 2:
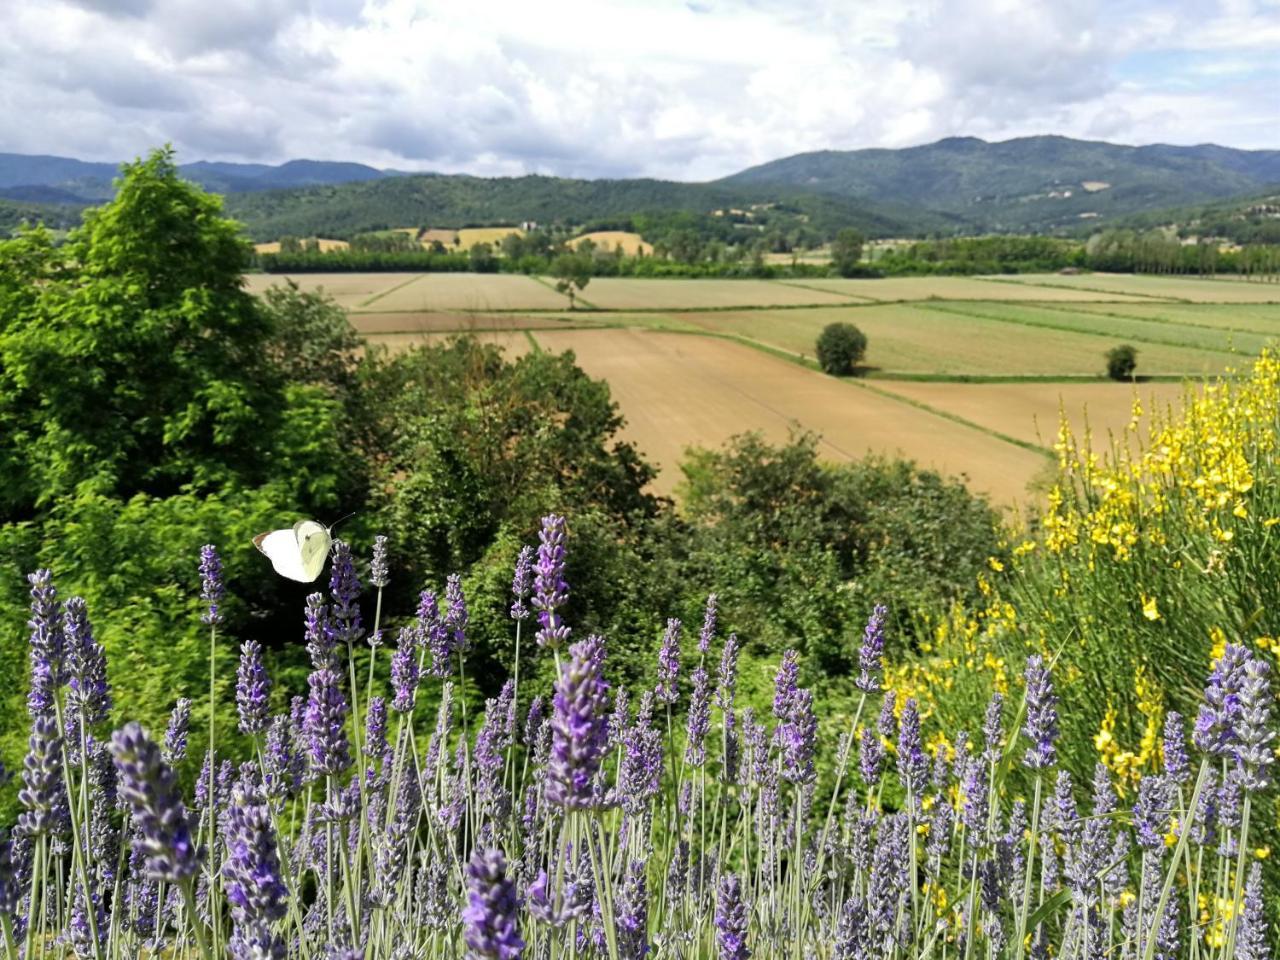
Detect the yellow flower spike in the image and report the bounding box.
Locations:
[1209,627,1227,662]
[1141,595,1161,621]
[1255,846,1271,860]
[987,557,1004,573]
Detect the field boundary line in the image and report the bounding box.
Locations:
[771,279,877,302]
[917,302,1244,356]
[358,273,430,308]
[1031,302,1280,339]
[972,275,1186,302]
[528,274,599,310]
[523,330,543,353]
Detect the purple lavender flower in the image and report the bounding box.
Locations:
[858,725,884,787]
[1235,862,1268,960]
[222,781,287,960]
[655,618,681,705]
[616,859,650,960]
[1217,768,1243,858]
[365,695,390,772]
[328,540,363,645]
[263,715,302,802]
[1021,655,1058,770]
[982,692,1004,762]
[960,755,988,843]
[417,590,452,678]
[163,698,192,765]
[370,534,390,589]
[0,827,17,919]
[533,514,570,649]
[199,545,224,626]
[304,593,335,670]
[510,545,533,621]
[609,686,631,750]
[390,626,420,713]
[696,593,719,655]
[26,569,65,718]
[856,604,888,692]
[110,721,202,883]
[1051,770,1080,845]
[236,640,270,736]
[548,635,610,809]
[877,689,897,738]
[1133,774,1171,850]
[1161,711,1190,784]
[303,666,351,777]
[1236,656,1274,791]
[715,874,749,960]
[445,573,469,654]
[65,595,111,727]
[685,666,712,768]
[773,649,799,720]
[780,688,818,785]
[715,634,740,710]
[897,698,929,795]
[1193,642,1249,757]
[619,707,663,814]
[463,846,524,959]
[17,713,65,838]
[1190,768,1218,848]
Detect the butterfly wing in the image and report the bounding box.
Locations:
[294,521,333,583]
[254,528,312,583]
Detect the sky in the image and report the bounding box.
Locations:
[2,0,1278,181]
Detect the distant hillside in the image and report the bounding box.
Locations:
[1109,189,1280,244]
[720,135,1280,233]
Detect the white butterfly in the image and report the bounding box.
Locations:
[253,520,333,583]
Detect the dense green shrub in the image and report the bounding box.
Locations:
[1106,343,1138,380]
[814,322,868,375]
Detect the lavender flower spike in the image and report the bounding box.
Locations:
[715,874,750,960]
[110,721,202,883]
[1235,861,1269,960]
[26,568,66,718]
[370,534,390,589]
[684,666,711,768]
[856,604,888,692]
[222,781,287,960]
[510,545,533,621]
[1021,656,1058,770]
[65,595,111,727]
[1161,710,1190,784]
[773,649,799,720]
[303,665,351,777]
[655,618,682,705]
[163,698,192,765]
[1193,642,1249,756]
[236,640,271,736]
[698,593,718,654]
[17,713,64,838]
[463,846,524,959]
[1236,656,1274,791]
[547,634,610,809]
[390,626,420,713]
[199,545,224,626]
[897,698,929,795]
[328,540,363,645]
[533,514,570,649]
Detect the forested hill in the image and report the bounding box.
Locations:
[721,135,1280,233]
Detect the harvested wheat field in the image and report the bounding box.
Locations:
[243,272,423,308]
[997,273,1280,303]
[875,380,1188,450]
[348,312,590,335]
[1060,302,1280,336]
[358,273,569,311]
[254,238,350,255]
[581,278,860,310]
[528,328,1050,502]
[363,329,533,358]
[569,231,653,256]
[787,276,1164,302]
[458,226,524,247]
[675,305,1231,376]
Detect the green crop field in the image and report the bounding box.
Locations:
[299,269,1280,503]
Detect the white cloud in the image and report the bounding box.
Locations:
[0,0,1275,178]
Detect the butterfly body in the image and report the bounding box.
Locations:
[253,520,333,582]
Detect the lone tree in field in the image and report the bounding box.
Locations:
[830,228,866,277]
[1106,344,1138,381]
[816,322,868,375]
[553,252,593,309]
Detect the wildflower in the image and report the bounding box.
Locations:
[163,698,192,765]
[65,596,111,727]
[26,569,66,718]
[199,545,224,626]
[328,540,363,645]
[509,545,533,621]
[532,514,570,649]
[982,692,1004,762]
[715,633,740,709]
[17,713,65,838]
[616,860,649,960]
[1021,656,1058,770]
[370,534,390,589]
[715,874,749,960]
[1235,862,1268,960]
[1236,656,1274,790]
[698,593,718,655]
[1161,711,1190,784]
[303,666,351,777]
[390,626,420,713]
[304,593,335,670]
[1193,643,1249,757]
[897,698,929,795]
[858,725,884,787]
[222,781,287,960]
[0,827,17,919]
[655,618,681,705]
[685,666,711,768]
[1140,594,1160,621]
[463,846,523,959]
[110,722,202,883]
[236,640,271,736]
[780,688,818,785]
[856,604,887,692]
[878,688,898,738]
[418,590,452,678]
[547,635,610,809]
[773,649,799,720]
[263,715,303,802]
[444,573,468,654]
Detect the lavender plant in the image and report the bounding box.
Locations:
[1,527,1276,960]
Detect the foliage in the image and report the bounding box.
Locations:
[814,322,868,375]
[873,235,1083,275]
[829,227,865,276]
[551,252,592,308]
[1106,344,1138,381]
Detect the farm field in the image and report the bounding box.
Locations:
[247,268,1273,504]
[527,328,1052,501]
[244,271,425,308]
[569,231,653,256]
[996,272,1280,303]
[673,304,1235,376]
[875,380,1187,449]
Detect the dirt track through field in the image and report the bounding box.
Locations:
[530,329,1050,503]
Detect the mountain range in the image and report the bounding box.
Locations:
[2,135,1278,239]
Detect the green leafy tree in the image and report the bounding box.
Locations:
[1106,344,1138,381]
[830,228,865,277]
[815,322,868,376]
[552,253,593,309]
